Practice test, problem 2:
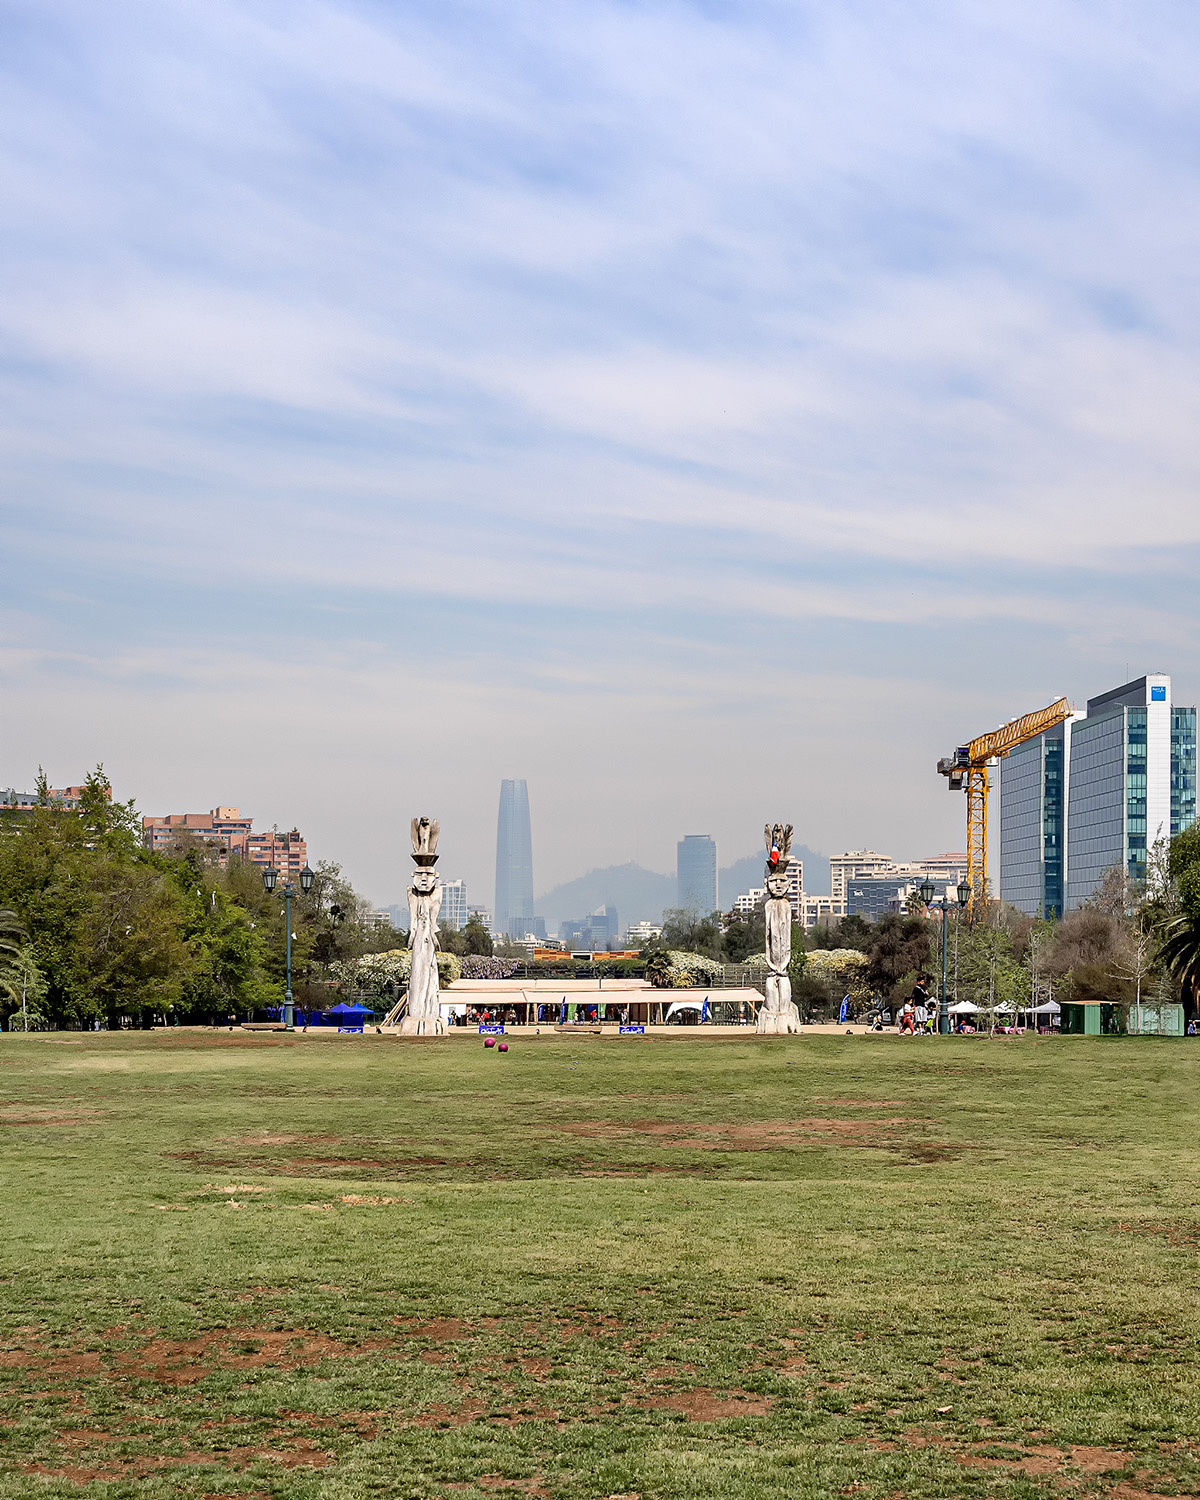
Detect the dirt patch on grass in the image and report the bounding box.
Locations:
[0,1104,104,1127]
[340,1194,412,1206]
[859,1432,1147,1482]
[0,1326,392,1386]
[24,1432,333,1482]
[446,1476,551,1497]
[1115,1220,1200,1249]
[647,1388,773,1419]
[410,1401,559,1428]
[391,1317,502,1342]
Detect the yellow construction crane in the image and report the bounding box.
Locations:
[937,697,1075,922]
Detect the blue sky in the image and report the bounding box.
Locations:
[3,0,1200,906]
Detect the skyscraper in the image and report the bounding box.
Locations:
[677,834,718,914]
[999,673,1197,916]
[495,779,534,938]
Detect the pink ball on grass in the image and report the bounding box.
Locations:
[497,1041,509,1052]
[484,1036,496,1049]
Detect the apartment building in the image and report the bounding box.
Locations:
[142,806,308,876]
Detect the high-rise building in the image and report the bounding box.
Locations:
[495,779,534,939]
[438,879,468,931]
[1000,674,1197,916]
[829,851,894,909]
[677,834,718,914]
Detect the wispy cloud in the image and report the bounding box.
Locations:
[3,0,1200,899]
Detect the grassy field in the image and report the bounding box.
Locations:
[0,1029,1198,1500]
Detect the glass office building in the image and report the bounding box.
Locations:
[845,874,921,920]
[999,675,1196,915]
[677,834,718,915]
[997,725,1069,918]
[494,779,535,938]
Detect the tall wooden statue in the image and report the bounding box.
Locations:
[401,816,445,1035]
[757,821,801,1035]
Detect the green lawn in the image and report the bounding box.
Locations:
[0,1029,1197,1500]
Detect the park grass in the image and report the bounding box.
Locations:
[0,1030,1197,1500]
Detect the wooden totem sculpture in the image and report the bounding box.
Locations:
[401,816,445,1035]
[757,822,801,1035]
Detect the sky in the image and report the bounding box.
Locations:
[3,0,1200,909]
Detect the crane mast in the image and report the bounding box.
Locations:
[937,697,1074,922]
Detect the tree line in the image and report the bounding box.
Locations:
[4,770,1200,1029]
[0,769,403,1028]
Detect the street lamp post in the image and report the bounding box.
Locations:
[920,879,971,1034]
[261,864,315,1031]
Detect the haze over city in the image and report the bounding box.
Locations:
[4,2,1200,908]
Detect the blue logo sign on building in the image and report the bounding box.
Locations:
[1151,685,1167,701]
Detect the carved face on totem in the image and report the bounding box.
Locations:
[765,873,790,900]
[411,869,438,895]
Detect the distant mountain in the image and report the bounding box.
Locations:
[536,845,831,935]
[721,846,830,901]
[536,863,676,934]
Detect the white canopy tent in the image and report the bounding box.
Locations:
[948,1000,980,1014]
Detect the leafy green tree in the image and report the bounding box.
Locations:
[0,910,46,1027]
[808,915,872,953]
[866,914,933,999]
[438,922,469,957]
[1157,828,1200,1006]
[4,949,49,1030]
[0,908,24,969]
[958,922,1031,1027]
[722,907,765,963]
[462,915,493,956]
[659,909,723,960]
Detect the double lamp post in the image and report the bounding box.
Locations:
[919,877,971,1034]
[261,862,314,1031]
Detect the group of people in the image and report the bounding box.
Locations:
[450,1003,636,1027]
[896,976,938,1035]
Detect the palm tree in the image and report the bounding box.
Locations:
[0,910,28,1008]
[1157,914,1200,1005]
[0,909,26,964]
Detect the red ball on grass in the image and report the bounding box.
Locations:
[497,1041,509,1052]
[484,1036,496,1049]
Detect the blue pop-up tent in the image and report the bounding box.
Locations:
[323,1001,375,1030]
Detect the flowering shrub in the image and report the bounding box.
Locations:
[804,948,872,1008]
[805,948,869,983]
[459,955,523,980]
[436,952,463,986]
[330,949,409,987]
[646,950,726,988]
[330,948,461,988]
